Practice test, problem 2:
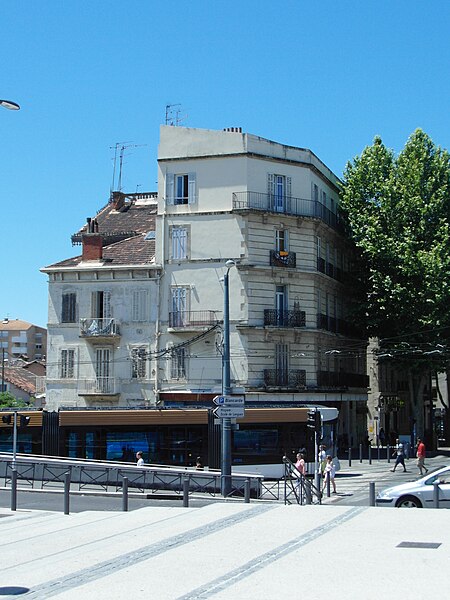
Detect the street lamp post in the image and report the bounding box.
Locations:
[221,259,235,496]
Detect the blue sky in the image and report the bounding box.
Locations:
[1,1,449,329]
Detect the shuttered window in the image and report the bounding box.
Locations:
[170,347,186,379]
[171,227,188,260]
[91,291,112,319]
[131,347,147,379]
[132,290,148,322]
[166,173,196,205]
[61,293,77,323]
[60,349,75,378]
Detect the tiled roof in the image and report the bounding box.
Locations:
[2,367,40,395]
[44,194,158,270]
[0,319,34,331]
[45,234,156,269]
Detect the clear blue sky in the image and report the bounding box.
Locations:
[1,1,449,329]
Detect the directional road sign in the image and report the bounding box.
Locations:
[212,395,245,406]
[213,405,245,419]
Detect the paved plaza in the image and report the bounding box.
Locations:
[0,455,449,599]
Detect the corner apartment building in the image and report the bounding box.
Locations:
[0,318,46,366]
[156,126,368,444]
[41,193,160,411]
[40,126,369,444]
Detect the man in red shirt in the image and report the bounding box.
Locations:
[416,438,428,476]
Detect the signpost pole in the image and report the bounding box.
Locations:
[221,263,232,497]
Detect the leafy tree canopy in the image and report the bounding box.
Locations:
[0,392,29,409]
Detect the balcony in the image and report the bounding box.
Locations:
[270,250,296,268]
[265,309,306,328]
[316,314,364,338]
[232,191,345,233]
[169,310,218,329]
[78,377,119,396]
[79,318,120,341]
[264,369,306,389]
[317,371,369,389]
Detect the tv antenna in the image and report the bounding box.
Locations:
[110,142,147,194]
[165,103,187,126]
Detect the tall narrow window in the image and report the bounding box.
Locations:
[275,229,288,252]
[60,349,75,378]
[132,290,148,322]
[131,347,147,379]
[275,285,287,326]
[275,343,288,385]
[91,291,112,319]
[171,226,188,260]
[170,347,186,379]
[268,174,291,212]
[171,287,188,327]
[62,293,77,323]
[96,348,111,393]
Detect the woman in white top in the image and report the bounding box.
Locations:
[322,455,337,494]
[136,451,144,467]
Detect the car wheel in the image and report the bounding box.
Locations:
[396,495,422,508]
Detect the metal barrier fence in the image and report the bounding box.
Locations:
[0,453,264,499]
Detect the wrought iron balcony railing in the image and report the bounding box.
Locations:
[264,369,306,388]
[169,310,218,328]
[270,250,296,268]
[316,314,364,338]
[232,191,345,232]
[80,318,120,338]
[264,309,306,328]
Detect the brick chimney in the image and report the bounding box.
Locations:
[82,218,103,261]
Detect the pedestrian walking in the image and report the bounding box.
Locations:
[378,427,386,447]
[416,438,428,476]
[318,445,327,476]
[136,451,144,467]
[322,455,337,494]
[391,439,407,473]
[295,452,306,477]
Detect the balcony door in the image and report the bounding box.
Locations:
[171,287,187,327]
[275,343,288,386]
[275,285,287,326]
[96,348,111,392]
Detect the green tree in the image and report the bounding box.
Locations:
[340,130,450,438]
[0,392,28,408]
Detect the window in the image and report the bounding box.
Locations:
[132,290,148,322]
[170,347,186,379]
[268,174,291,212]
[131,348,147,379]
[171,287,188,327]
[166,173,196,205]
[171,226,189,260]
[275,343,288,385]
[60,349,75,378]
[312,183,319,202]
[62,293,77,323]
[275,229,288,252]
[91,291,112,319]
[95,348,112,392]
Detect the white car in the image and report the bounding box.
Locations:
[376,465,450,508]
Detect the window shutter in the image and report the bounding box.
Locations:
[103,291,112,319]
[188,173,196,204]
[166,174,174,205]
[267,173,274,197]
[91,292,97,318]
[286,176,292,199]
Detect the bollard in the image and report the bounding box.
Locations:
[64,472,70,515]
[369,444,372,465]
[326,473,331,498]
[11,468,17,512]
[244,478,250,503]
[359,443,363,463]
[387,445,391,463]
[369,482,376,506]
[377,445,380,462]
[305,484,312,505]
[348,447,352,467]
[183,477,189,507]
[122,476,129,512]
[433,481,440,509]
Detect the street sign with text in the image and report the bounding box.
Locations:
[212,395,245,406]
[213,405,245,419]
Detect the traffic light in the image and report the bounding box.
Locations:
[1,414,12,425]
[307,409,321,433]
[19,415,30,428]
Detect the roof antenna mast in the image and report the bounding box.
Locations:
[165,103,186,126]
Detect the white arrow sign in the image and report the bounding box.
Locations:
[213,395,245,406]
[213,405,245,419]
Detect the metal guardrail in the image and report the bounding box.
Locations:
[282,456,322,505]
[0,453,264,498]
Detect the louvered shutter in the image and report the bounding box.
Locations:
[188,173,196,204]
[267,173,274,197]
[103,291,112,319]
[166,174,174,205]
[286,176,292,199]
